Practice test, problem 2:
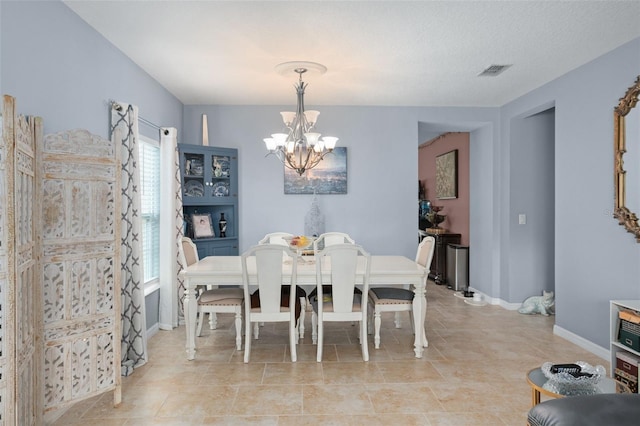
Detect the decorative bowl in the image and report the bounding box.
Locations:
[541,361,606,396]
[283,235,314,251]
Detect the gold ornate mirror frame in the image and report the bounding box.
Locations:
[614,75,640,242]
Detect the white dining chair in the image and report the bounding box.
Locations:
[311,232,356,344]
[311,243,371,362]
[367,236,435,349]
[178,237,243,350]
[258,232,307,340]
[312,231,355,253]
[258,232,294,246]
[242,244,299,363]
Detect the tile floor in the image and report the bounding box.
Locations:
[51,282,607,425]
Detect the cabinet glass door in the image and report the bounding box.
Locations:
[182,152,206,201]
[210,154,232,199]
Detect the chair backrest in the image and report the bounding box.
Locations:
[313,232,355,252]
[258,232,294,247]
[179,237,199,267]
[416,236,436,272]
[242,244,298,315]
[315,243,370,313]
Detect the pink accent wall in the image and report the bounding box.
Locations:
[418,133,470,245]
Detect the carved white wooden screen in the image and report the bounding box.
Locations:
[0,95,43,425]
[40,129,121,415]
[0,94,15,426]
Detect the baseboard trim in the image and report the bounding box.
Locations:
[468,288,521,310]
[158,323,175,331]
[146,323,160,339]
[553,324,609,362]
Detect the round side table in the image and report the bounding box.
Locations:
[526,367,624,407]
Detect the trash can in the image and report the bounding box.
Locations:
[446,244,469,292]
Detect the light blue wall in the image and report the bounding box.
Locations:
[502,37,640,349]
[145,289,160,335]
[1,1,184,333]
[468,123,499,297]
[508,108,555,302]
[1,1,183,139]
[5,0,640,355]
[183,105,500,265]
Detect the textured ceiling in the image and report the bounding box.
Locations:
[64,1,640,107]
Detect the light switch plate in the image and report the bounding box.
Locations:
[518,214,526,225]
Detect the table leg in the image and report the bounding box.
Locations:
[412,278,427,358]
[531,388,541,406]
[184,278,197,360]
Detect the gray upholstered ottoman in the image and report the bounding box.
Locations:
[527,393,640,426]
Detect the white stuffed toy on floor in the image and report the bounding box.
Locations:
[518,291,555,316]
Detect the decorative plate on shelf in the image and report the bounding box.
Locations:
[189,159,204,176]
[184,180,204,197]
[212,181,229,197]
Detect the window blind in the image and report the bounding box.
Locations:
[138,138,160,284]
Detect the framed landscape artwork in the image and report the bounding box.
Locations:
[436,149,458,199]
[284,147,347,194]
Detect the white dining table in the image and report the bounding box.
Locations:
[180,255,428,360]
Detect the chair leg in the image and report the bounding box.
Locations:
[253,322,260,340]
[361,319,369,362]
[209,312,218,330]
[289,317,297,362]
[374,309,382,349]
[409,310,416,333]
[316,317,323,362]
[394,311,402,328]
[234,309,242,351]
[196,310,204,337]
[298,296,306,340]
[311,311,318,344]
[244,320,252,363]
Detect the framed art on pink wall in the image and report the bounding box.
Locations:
[436,149,458,199]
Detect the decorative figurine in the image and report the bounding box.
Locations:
[304,192,325,237]
[218,212,227,237]
[426,205,446,229]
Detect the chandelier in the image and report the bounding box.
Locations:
[263,61,338,176]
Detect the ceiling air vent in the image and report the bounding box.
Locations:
[478,64,512,77]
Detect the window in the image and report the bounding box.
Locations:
[138,135,160,287]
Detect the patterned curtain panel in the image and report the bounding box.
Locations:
[110,102,147,376]
[158,128,183,328]
[174,138,186,323]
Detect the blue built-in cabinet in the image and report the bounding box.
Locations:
[179,144,239,258]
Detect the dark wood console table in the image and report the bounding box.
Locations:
[425,231,461,285]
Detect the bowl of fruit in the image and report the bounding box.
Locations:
[284,235,313,250]
[283,236,315,259]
